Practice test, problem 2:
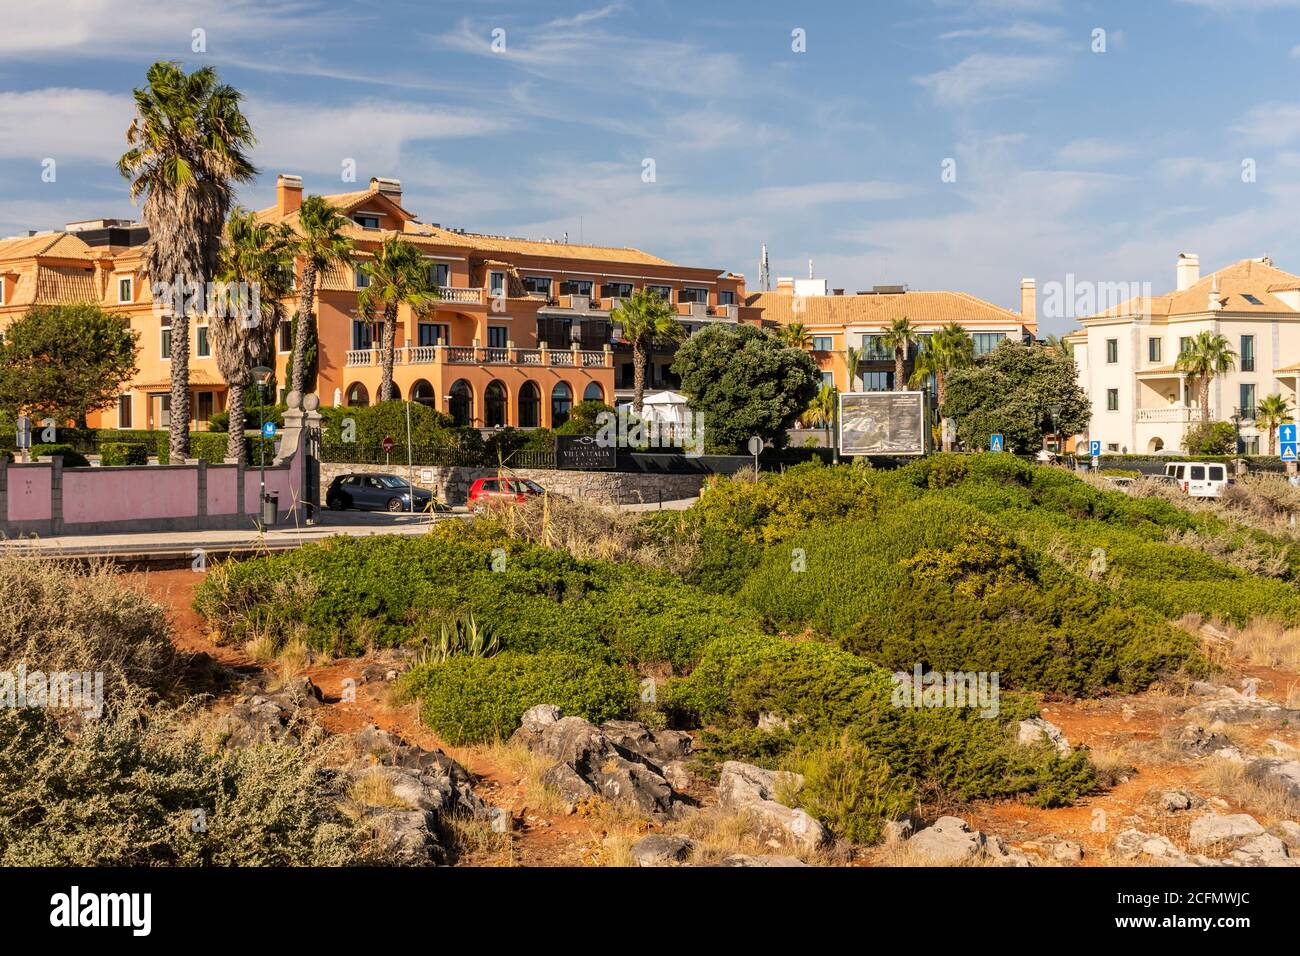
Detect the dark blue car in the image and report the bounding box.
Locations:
[325,473,437,513]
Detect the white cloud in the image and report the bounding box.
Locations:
[1177,0,1300,10]
[1054,138,1138,165]
[939,22,1064,43]
[0,88,133,162]
[1234,101,1300,146]
[753,181,913,207]
[916,54,1059,108]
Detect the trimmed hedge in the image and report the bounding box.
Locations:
[29,444,89,467]
[98,442,150,466]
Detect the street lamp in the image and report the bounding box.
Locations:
[251,365,274,528]
[1230,411,1244,455]
[1048,403,1062,455]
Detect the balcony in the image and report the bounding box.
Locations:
[436,286,487,305]
[1136,407,1195,423]
[345,344,612,368]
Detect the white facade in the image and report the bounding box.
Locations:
[1070,255,1300,455]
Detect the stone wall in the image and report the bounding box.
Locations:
[318,462,706,506]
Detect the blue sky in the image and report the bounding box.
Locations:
[5,0,1300,333]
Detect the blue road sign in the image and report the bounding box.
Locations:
[1089,440,1102,457]
[990,433,1004,452]
[1282,444,1297,462]
[261,421,277,439]
[1281,424,1297,445]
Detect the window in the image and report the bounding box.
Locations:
[1240,383,1256,417]
[1191,465,1206,481]
[1179,336,1192,356]
[429,262,450,288]
[1105,338,1118,364]
[277,323,291,353]
[117,276,133,303]
[1241,334,1255,372]
[680,287,709,304]
[718,290,736,305]
[1107,388,1119,411]
[583,382,604,403]
[560,279,594,296]
[489,271,506,296]
[862,370,894,391]
[522,275,553,296]
[1107,443,1120,453]
[346,383,369,407]
[1242,294,1263,306]
[601,282,633,299]
[551,383,572,427]
[352,320,373,350]
[861,334,890,360]
[518,382,540,427]
[418,323,448,347]
[1148,337,1162,363]
[484,381,507,428]
[972,332,1006,356]
[820,371,835,388]
[117,395,132,429]
[160,314,172,360]
[646,284,672,301]
[353,214,380,229]
[196,391,214,424]
[488,326,508,349]
[355,268,370,289]
[197,325,211,358]
[812,336,833,351]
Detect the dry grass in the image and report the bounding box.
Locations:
[442,811,512,864]
[671,806,832,866]
[1227,618,1300,671]
[454,740,571,815]
[243,635,277,664]
[1196,757,1300,824]
[1089,742,1140,787]
[347,767,412,809]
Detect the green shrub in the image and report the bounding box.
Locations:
[29,444,89,467]
[98,441,149,466]
[780,737,914,844]
[1184,420,1237,456]
[399,652,638,744]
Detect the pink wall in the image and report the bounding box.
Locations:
[206,465,239,516]
[63,468,198,524]
[243,461,301,515]
[7,466,52,521]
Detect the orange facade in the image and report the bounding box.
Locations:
[0,175,751,432]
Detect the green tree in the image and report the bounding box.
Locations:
[289,195,354,397]
[803,383,837,447]
[908,323,975,451]
[843,345,862,392]
[212,209,296,462]
[942,341,1089,452]
[780,322,812,349]
[880,316,917,391]
[554,400,615,436]
[0,304,139,427]
[1254,393,1291,456]
[1183,420,1237,456]
[611,288,684,412]
[671,323,820,451]
[118,61,256,463]
[358,236,439,402]
[1175,330,1236,424]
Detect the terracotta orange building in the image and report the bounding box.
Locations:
[0,175,753,432]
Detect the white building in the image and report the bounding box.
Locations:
[1067,254,1300,455]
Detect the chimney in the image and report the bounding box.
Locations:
[776,276,795,295]
[1020,278,1036,328]
[1208,274,1223,312]
[370,177,402,204]
[276,174,303,216]
[1176,253,1200,291]
[833,288,845,296]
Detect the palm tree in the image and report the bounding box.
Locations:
[908,323,974,451]
[781,323,812,349]
[357,235,439,403]
[1175,330,1236,423]
[803,383,837,447]
[1255,393,1292,456]
[880,316,917,391]
[289,195,354,397]
[612,288,685,412]
[1043,333,1074,357]
[843,345,862,392]
[211,210,295,462]
[118,61,256,463]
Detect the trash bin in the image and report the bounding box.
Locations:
[261,492,278,527]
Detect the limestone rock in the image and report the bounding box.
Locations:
[1017,718,1071,755]
[1188,813,1265,850]
[631,834,694,866]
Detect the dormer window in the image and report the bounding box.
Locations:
[354,214,380,229]
[1242,293,1263,306]
[117,275,133,303]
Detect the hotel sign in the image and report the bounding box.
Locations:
[838,391,929,457]
[555,435,617,470]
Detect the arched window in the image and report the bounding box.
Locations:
[346,382,369,407]
[448,379,473,427]
[485,380,507,428]
[411,380,436,407]
[551,382,572,428]
[519,381,540,428]
[583,382,604,404]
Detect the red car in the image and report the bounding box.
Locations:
[467,476,549,511]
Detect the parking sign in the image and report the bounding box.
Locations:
[1089,440,1102,457]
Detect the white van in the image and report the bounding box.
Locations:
[1163,462,1228,498]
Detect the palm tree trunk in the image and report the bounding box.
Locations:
[291,263,316,397]
[895,350,904,391]
[632,337,647,413]
[1270,426,1277,457]
[169,313,191,462]
[938,371,950,452]
[379,303,397,402]
[1201,377,1210,424]
[226,381,246,463]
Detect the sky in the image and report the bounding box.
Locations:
[5,0,1300,334]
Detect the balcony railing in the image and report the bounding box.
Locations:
[436,286,486,305]
[1136,407,1195,423]
[348,344,613,369]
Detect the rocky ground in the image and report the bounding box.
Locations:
[129,568,1300,867]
